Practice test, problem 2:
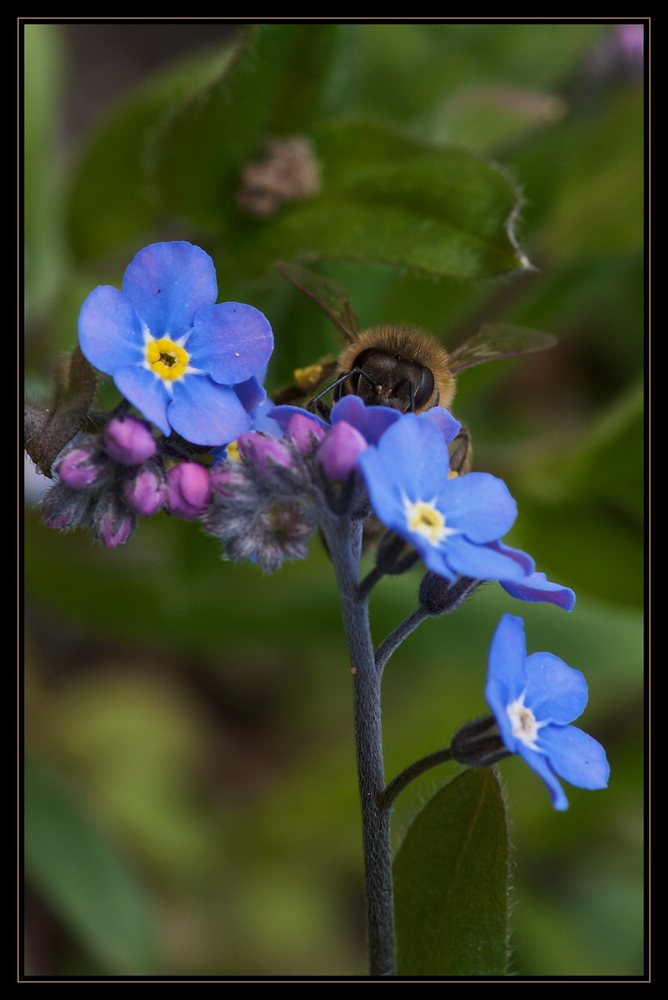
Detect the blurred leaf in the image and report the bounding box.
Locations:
[227,119,530,279]
[350,24,607,129]
[153,25,345,231]
[67,40,239,261]
[516,90,644,258]
[24,22,64,314]
[505,380,643,608]
[394,767,510,975]
[24,757,157,974]
[543,101,644,257]
[520,378,643,519]
[432,84,567,155]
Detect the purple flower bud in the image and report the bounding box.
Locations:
[237,432,294,474]
[209,465,248,498]
[166,462,212,521]
[103,415,157,465]
[123,465,167,517]
[316,421,368,482]
[42,482,90,529]
[285,412,327,455]
[56,446,103,490]
[90,492,136,548]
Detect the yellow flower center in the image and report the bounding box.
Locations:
[226,440,241,462]
[146,338,189,381]
[404,498,449,545]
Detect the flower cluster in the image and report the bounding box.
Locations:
[40,239,607,813]
[42,413,217,547]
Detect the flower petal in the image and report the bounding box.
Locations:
[525,652,588,723]
[122,242,217,338]
[444,534,528,582]
[440,473,517,542]
[485,539,535,576]
[331,395,401,445]
[234,375,267,417]
[78,286,144,375]
[517,745,570,810]
[269,405,329,432]
[485,613,528,749]
[422,406,462,445]
[188,303,274,385]
[501,571,575,611]
[358,414,450,503]
[539,724,610,791]
[114,365,171,436]
[169,375,252,446]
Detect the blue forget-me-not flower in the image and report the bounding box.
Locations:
[78,242,274,446]
[485,614,609,809]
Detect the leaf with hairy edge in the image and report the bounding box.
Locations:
[394,767,510,976]
[24,346,98,476]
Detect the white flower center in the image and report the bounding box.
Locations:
[403,496,457,546]
[506,693,543,750]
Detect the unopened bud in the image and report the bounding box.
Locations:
[450,717,511,768]
[166,462,212,521]
[42,482,91,530]
[124,463,167,517]
[56,444,104,490]
[237,432,294,474]
[209,464,248,498]
[103,415,156,465]
[285,412,327,455]
[375,532,419,576]
[89,491,136,548]
[315,421,367,482]
[418,572,481,615]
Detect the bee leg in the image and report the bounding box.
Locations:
[448,424,472,476]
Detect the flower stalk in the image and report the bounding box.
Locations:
[317,503,396,978]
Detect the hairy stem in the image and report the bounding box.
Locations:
[318,506,396,977]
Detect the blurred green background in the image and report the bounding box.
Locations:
[23,22,644,977]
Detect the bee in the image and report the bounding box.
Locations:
[273,261,556,473]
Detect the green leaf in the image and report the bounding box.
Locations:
[153,25,345,231]
[394,767,510,976]
[24,757,157,974]
[227,120,530,279]
[24,22,65,313]
[67,40,239,262]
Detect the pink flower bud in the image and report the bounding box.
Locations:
[285,412,327,455]
[42,483,90,529]
[103,415,156,465]
[237,432,294,473]
[166,462,212,521]
[56,446,102,489]
[210,465,247,498]
[124,466,167,517]
[316,421,367,482]
[90,493,136,548]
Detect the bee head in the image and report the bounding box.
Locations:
[333,348,436,413]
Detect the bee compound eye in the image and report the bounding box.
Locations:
[413,366,435,410]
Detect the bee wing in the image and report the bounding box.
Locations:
[448,323,557,373]
[275,261,361,343]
